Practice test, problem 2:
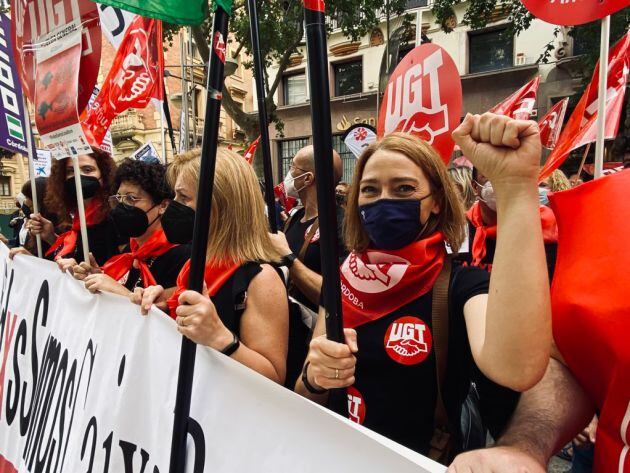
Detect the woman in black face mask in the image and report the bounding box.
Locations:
[33,147,119,269]
[70,159,191,297]
[296,115,554,464]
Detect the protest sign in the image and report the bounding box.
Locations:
[33,149,52,176]
[342,123,377,159]
[0,14,29,155]
[34,20,92,158]
[377,43,462,164]
[0,244,445,472]
[130,141,161,163]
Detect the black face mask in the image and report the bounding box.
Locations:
[65,175,101,200]
[110,203,159,239]
[161,200,195,244]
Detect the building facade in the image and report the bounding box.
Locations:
[266,0,590,184]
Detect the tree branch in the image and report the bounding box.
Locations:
[191,25,210,63]
[267,30,304,99]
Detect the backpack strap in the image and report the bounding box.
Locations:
[298,218,319,261]
[231,262,263,322]
[282,206,304,233]
[428,255,452,462]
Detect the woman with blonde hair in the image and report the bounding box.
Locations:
[133,148,288,384]
[448,165,476,210]
[296,114,552,463]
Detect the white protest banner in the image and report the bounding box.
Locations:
[34,20,92,159]
[33,149,51,176]
[0,243,445,473]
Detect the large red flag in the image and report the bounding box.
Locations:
[538,98,569,150]
[243,135,261,164]
[82,16,164,145]
[548,170,630,473]
[489,76,540,120]
[539,33,630,181]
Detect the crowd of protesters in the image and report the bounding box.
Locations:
[4,112,630,471]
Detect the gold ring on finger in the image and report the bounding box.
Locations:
[335,368,339,379]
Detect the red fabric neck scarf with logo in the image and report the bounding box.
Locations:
[166,259,240,318]
[466,201,558,266]
[45,200,106,260]
[340,232,446,329]
[101,229,176,288]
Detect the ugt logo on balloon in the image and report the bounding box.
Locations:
[377,43,462,164]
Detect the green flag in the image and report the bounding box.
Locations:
[92,0,234,25]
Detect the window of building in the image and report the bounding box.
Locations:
[468,28,514,74]
[283,73,307,106]
[332,135,357,183]
[279,138,310,181]
[333,60,363,96]
[0,176,10,196]
[405,0,428,8]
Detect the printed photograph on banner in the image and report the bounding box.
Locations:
[0,13,29,155]
[11,0,101,114]
[34,20,92,158]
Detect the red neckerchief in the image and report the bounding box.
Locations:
[45,200,106,260]
[166,259,240,318]
[340,232,446,329]
[102,229,177,288]
[467,202,558,266]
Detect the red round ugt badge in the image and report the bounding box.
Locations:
[377,43,462,164]
[521,0,628,26]
[347,386,366,424]
[384,316,433,365]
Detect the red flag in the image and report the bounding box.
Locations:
[82,16,164,145]
[548,170,630,473]
[274,183,297,212]
[538,98,569,150]
[243,135,261,164]
[489,76,540,120]
[539,33,630,181]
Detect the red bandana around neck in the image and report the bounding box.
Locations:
[467,201,558,266]
[166,259,240,318]
[46,200,106,260]
[102,229,177,288]
[340,232,446,329]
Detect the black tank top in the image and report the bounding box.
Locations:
[211,262,262,336]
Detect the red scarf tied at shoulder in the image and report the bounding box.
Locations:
[467,201,558,266]
[46,199,106,260]
[340,232,446,329]
[166,259,240,318]
[102,229,176,288]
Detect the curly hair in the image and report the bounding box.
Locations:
[44,147,117,225]
[114,158,174,204]
[546,169,571,192]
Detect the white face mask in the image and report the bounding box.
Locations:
[283,170,311,199]
[479,181,497,211]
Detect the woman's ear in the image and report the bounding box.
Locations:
[159,199,170,215]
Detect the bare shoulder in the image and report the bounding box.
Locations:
[249,264,286,299]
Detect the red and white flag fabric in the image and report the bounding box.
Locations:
[538,98,569,150]
[274,183,297,212]
[539,33,630,181]
[489,76,540,120]
[82,16,164,145]
[243,135,261,164]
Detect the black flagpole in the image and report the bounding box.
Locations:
[168,6,230,473]
[303,0,346,415]
[246,0,278,233]
[162,97,178,154]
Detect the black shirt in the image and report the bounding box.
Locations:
[284,206,346,311]
[48,217,120,266]
[119,244,191,290]
[331,265,489,455]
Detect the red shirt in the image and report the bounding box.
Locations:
[549,170,630,472]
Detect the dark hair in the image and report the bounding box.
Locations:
[44,147,117,225]
[21,177,47,211]
[114,159,173,204]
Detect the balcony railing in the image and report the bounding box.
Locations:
[110,110,142,139]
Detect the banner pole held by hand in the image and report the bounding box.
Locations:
[22,96,43,258]
[594,15,610,179]
[71,154,90,263]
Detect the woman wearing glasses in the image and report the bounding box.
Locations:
[71,159,190,297]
